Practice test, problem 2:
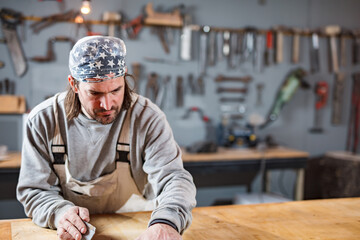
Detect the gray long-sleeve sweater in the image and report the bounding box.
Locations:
[16,91,196,234]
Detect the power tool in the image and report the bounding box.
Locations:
[260,68,310,129]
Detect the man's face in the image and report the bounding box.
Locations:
[75,76,125,124]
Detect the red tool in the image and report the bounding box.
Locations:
[264,30,273,66]
[309,81,329,133]
[122,15,143,39]
[346,73,360,153]
[182,107,210,123]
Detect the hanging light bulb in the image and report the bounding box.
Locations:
[80,0,91,15]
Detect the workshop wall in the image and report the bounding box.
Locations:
[0,0,359,205]
[1,0,359,156]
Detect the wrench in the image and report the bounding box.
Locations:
[215,75,252,83]
[217,87,247,94]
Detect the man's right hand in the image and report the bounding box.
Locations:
[56,206,90,240]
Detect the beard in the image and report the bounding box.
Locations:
[92,106,120,124]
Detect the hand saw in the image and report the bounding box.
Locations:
[0,8,27,77]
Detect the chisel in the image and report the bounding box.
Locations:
[352,30,360,65]
[176,76,184,107]
[243,28,256,63]
[216,31,224,62]
[339,30,349,67]
[331,72,345,125]
[292,28,301,64]
[145,72,159,103]
[310,32,320,73]
[208,30,216,66]
[255,34,265,72]
[199,26,210,75]
[264,30,273,66]
[180,15,192,61]
[180,25,192,61]
[274,27,284,64]
[228,31,238,69]
[256,83,264,106]
[197,76,204,95]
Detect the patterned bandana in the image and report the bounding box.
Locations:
[69,36,126,83]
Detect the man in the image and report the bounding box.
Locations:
[17,36,196,240]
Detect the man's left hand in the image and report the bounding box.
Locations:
[136,223,182,240]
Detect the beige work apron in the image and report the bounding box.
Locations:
[51,93,154,214]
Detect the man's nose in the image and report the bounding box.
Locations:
[100,94,112,110]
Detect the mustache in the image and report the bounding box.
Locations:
[94,107,117,113]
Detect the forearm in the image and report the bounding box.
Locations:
[17,123,74,229]
[144,135,196,233]
[149,169,196,234]
[17,187,74,228]
[139,111,197,234]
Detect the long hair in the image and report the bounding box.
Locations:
[65,73,135,121]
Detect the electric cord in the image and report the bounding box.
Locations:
[277,170,291,198]
[257,142,268,203]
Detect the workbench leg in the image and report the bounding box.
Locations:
[295,169,304,200]
[262,170,271,193]
[247,183,252,193]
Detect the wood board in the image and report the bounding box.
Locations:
[2,198,360,240]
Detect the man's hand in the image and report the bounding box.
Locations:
[136,223,182,240]
[57,206,90,240]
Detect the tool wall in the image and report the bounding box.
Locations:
[0,0,359,156]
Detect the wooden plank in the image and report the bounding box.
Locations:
[185,198,360,240]
[0,222,11,240]
[4,198,360,239]
[12,221,55,240]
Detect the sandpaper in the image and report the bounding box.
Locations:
[82,222,96,240]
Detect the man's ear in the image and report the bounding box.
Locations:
[68,75,78,93]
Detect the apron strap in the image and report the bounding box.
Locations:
[50,92,139,165]
[51,93,66,165]
[116,93,138,163]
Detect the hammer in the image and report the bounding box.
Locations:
[324,25,341,73]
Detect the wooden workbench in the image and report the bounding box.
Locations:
[0,147,309,169]
[182,146,309,200]
[0,197,359,239]
[0,152,22,200]
[0,152,21,169]
[182,146,309,162]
